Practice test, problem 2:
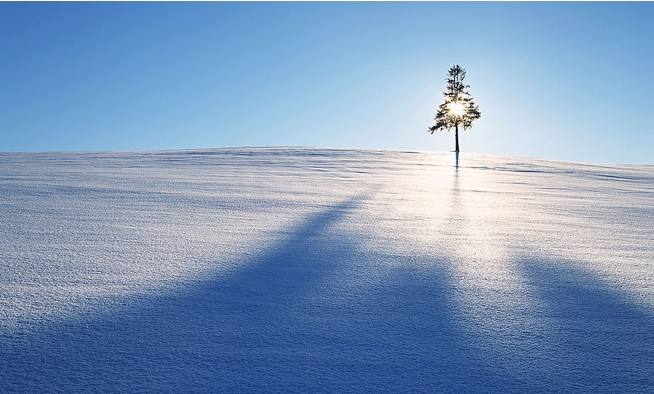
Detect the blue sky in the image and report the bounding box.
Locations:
[1,2,652,164]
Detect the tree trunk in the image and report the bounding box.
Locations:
[454,122,460,153]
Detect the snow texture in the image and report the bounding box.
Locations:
[1,147,653,392]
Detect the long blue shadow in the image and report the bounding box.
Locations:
[0,192,364,390]
[515,257,654,392]
[6,187,651,391]
[0,190,492,392]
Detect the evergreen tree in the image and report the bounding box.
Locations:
[428,65,481,152]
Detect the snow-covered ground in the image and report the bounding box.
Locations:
[1,147,652,392]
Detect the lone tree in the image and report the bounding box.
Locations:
[429,65,481,152]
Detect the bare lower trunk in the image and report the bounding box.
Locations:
[455,123,460,153]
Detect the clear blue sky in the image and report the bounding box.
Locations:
[1,2,652,164]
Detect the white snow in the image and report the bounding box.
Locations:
[1,147,653,391]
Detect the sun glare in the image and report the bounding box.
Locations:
[447,101,465,117]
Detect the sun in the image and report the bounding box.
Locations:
[447,101,465,117]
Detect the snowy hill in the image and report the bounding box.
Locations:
[1,147,653,391]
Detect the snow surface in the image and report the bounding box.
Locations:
[1,147,653,392]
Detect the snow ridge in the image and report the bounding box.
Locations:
[1,148,652,391]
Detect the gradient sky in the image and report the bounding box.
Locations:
[1,2,652,164]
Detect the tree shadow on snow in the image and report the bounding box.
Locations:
[1,190,499,392]
[514,257,654,392]
[3,189,653,392]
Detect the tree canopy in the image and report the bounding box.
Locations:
[429,65,481,135]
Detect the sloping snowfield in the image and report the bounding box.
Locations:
[1,147,653,392]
